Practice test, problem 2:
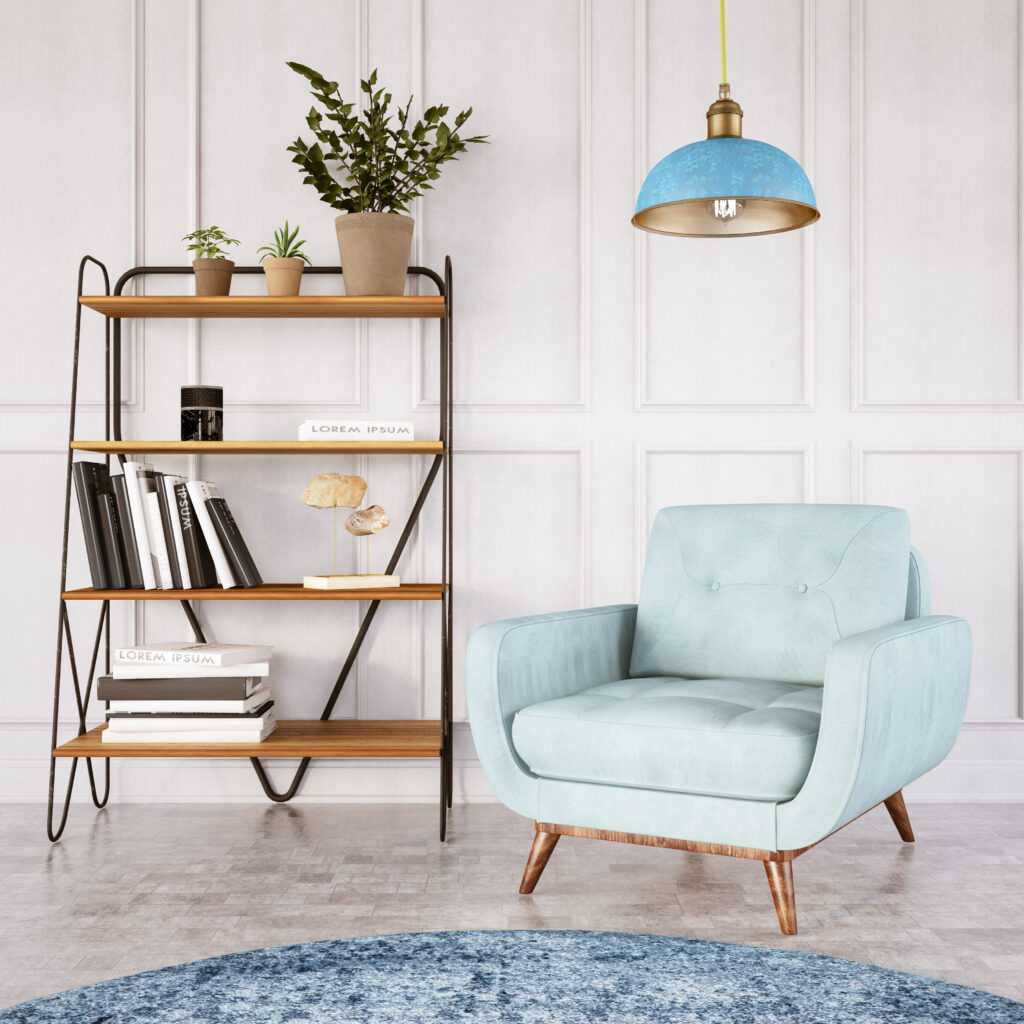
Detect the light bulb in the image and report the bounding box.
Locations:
[707,198,744,221]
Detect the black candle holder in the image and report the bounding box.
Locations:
[181,385,223,442]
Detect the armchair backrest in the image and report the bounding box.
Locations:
[630,504,911,684]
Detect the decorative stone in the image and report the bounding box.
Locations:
[301,473,367,510]
[345,505,390,536]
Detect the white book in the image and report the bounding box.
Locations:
[185,480,239,588]
[144,491,174,589]
[106,708,273,731]
[106,687,270,715]
[103,718,277,744]
[111,661,270,679]
[121,461,157,589]
[114,641,274,667]
[162,475,192,589]
[298,419,415,441]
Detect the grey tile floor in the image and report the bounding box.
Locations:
[1,801,1022,1009]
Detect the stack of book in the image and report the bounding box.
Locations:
[73,461,262,591]
[98,641,276,744]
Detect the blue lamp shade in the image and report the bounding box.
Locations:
[633,137,820,238]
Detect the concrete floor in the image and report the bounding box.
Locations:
[1,801,1022,1009]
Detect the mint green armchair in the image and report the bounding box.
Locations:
[466,504,971,934]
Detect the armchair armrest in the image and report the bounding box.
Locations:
[466,604,638,817]
[777,615,971,850]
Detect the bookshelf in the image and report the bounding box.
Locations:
[49,260,454,841]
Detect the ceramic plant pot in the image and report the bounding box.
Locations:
[334,212,414,296]
[262,257,305,297]
[192,258,234,296]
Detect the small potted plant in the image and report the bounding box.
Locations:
[286,64,487,296]
[182,226,240,296]
[256,221,312,296]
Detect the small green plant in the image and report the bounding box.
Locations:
[286,64,488,214]
[256,221,312,264]
[182,226,240,260]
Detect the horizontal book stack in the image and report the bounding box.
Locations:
[73,461,262,591]
[99,641,276,744]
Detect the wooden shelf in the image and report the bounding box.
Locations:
[80,295,445,319]
[63,583,444,601]
[71,440,443,455]
[54,719,441,759]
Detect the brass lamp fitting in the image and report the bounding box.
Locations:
[706,82,743,139]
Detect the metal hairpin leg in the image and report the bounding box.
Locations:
[48,256,112,842]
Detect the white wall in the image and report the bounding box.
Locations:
[2,0,1022,804]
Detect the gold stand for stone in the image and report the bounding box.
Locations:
[303,507,400,590]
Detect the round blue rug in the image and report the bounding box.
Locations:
[1,930,1020,1023]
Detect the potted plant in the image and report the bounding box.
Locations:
[182,226,240,296]
[256,221,312,296]
[286,64,487,296]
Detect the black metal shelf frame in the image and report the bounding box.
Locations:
[48,259,454,841]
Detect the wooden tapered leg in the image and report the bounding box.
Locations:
[764,859,798,935]
[883,790,915,843]
[519,827,560,894]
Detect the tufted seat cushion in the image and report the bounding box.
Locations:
[511,676,823,802]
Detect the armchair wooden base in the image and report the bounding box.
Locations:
[518,789,914,935]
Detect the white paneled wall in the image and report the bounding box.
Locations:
[2,0,1022,804]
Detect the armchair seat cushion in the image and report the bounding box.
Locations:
[511,676,823,802]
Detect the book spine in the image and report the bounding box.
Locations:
[143,486,174,589]
[102,722,277,744]
[155,474,184,589]
[162,476,192,589]
[109,661,269,679]
[97,675,259,700]
[110,473,144,589]
[96,490,128,589]
[122,462,157,589]
[185,481,239,588]
[107,700,274,723]
[72,462,110,590]
[174,483,217,588]
[206,497,263,588]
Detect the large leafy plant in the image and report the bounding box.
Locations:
[286,64,487,214]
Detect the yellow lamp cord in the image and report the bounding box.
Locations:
[719,0,728,84]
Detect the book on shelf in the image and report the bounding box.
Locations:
[96,474,129,590]
[75,465,267,593]
[206,495,263,588]
[114,641,274,667]
[157,474,187,589]
[110,661,270,680]
[173,482,217,588]
[72,462,111,590]
[97,675,265,700]
[185,480,240,588]
[106,687,271,715]
[141,468,175,589]
[106,699,274,728]
[298,419,415,441]
[110,471,145,589]
[102,714,277,745]
[121,461,157,589]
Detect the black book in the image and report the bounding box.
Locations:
[96,486,128,589]
[97,675,263,701]
[206,496,263,588]
[155,474,183,590]
[107,700,274,720]
[72,462,110,590]
[111,472,145,589]
[174,483,217,588]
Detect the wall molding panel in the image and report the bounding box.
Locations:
[4,1,1023,803]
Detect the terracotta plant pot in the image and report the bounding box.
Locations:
[334,212,414,296]
[262,257,305,297]
[192,258,234,296]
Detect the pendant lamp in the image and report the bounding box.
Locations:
[632,0,819,238]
